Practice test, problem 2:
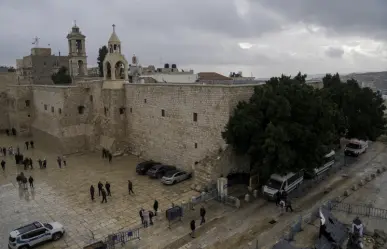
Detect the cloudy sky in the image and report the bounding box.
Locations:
[0,0,386,78]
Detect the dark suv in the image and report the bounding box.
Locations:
[136,161,159,175]
[147,164,176,178]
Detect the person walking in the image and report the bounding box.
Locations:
[1,160,5,171]
[23,158,28,170]
[105,181,111,196]
[28,176,34,188]
[143,210,149,228]
[286,199,293,212]
[38,159,42,169]
[128,180,134,195]
[279,199,286,214]
[190,220,196,238]
[108,152,112,163]
[57,156,62,168]
[275,191,281,206]
[98,181,103,196]
[62,156,67,166]
[6,129,9,136]
[102,148,106,158]
[29,158,33,169]
[139,208,144,225]
[43,158,47,168]
[25,141,29,150]
[200,206,206,225]
[101,188,107,203]
[30,141,34,149]
[2,147,6,156]
[90,185,95,201]
[153,200,159,216]
[149,210,154,225]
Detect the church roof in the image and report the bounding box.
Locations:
[108,31,120,43]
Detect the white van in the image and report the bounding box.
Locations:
[262,171,304,200]
[306,150,335,178]
[345,139,368,157]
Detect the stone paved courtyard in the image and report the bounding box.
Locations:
[0,135,198,249]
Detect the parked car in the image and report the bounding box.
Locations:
[344,139,368,157]
[147,164,176,178]
[161,169,192,185]
[8,221,65,249]
[136,161,160,175]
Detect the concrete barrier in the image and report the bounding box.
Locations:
[351,184,358,191]
[359,180,365,186]
[344,190,350,197]
[245,194,250,202]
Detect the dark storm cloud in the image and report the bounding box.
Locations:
[259,0,387,39]
[325,47,345,58]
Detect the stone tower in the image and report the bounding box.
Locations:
[103,24,129,88]
[67,22,88,77]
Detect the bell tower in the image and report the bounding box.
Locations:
[103,24,129,89]
[67,21,88,77]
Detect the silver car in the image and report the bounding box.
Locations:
[161,170,192,185]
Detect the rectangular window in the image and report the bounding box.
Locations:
[51,106,54,113]
[130,108,132,113]
[119,107,125,115]
[78,106,85,114]
[90,95,93,102]
[58,108,62,114]
[44,104,47,110]
[161,109,165,117]
[193,112,198,122]
[104,107,108,115]
[25,100,30,107]
[195,143,198,149]
[144,99,147,103]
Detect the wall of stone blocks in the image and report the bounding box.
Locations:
[0,72,17,91]
[124,83,255,172]
[6,85,34,136]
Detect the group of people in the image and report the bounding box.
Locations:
[90,181,112,203]
[56,156,67,168]
[101,148,113,163]
[189,206,206,238]
[276,190,293,212]
[16,172,34,189]
[5,128,17,136]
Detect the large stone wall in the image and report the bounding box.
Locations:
[124,83,254,172]
[7,85,33,136]
[0,72,18,130]
[1,79,257,185]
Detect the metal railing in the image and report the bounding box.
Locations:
[104,228,140,249]
[330,201,387,219]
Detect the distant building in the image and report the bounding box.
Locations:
[87,67,100,77]
[15,48,69,85]
[128,58,198,83]
[16,24,88,85]
[197,72,233,84]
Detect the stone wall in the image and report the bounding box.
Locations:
[124,83,255,172]
[0,72,17,91]
[7,85,33,136]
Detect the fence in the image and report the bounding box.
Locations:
[104,228,140,249]
[330,201,387,219]
[282,201,332,241]
[289,154,356,199]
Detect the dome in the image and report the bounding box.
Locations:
[108,24,120,43]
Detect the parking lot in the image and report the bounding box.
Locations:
[0,135,197,249]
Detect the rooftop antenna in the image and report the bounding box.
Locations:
[74,20,77,27]
[32,37,40,48]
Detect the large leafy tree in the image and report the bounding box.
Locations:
[322,74,386,140]
[51,66,72,84]
[222,73,337,180]
[97,46,108,77]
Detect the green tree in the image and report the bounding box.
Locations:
[322,74,386,140]
[97,45,108,77]
[222,73,337,180]
[51,66,72,84]
[7,67,16,72]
